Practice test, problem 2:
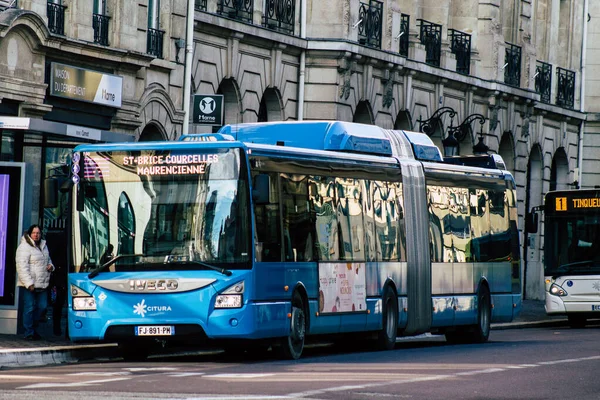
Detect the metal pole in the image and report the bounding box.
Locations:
[182,0,195,135]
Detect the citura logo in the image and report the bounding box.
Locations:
[555,197,568,211]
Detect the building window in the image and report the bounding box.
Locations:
[217,0,254,23]
[556,67,575,109]
[418,19,442,67]
[262,0,295,35]
[504,42,521,87]
[47,1,66,36]
[449,29,471,75]
[93,0,110,46]
[147,0,164,58]
[357,0,383,49]
[535,61,552,104]
[195,0,207,11]
[398,14,409,57]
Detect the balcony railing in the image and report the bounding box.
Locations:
[47,2,65,35]
[262,0,295,35]
[504,42,521,87]
[195,0,207,11]
[556,67,575,109]
[398,13,409,57]
[535,61,552,104]
[147,28,165,58]
[449,29,471,75]
[217,0,254,23]
[93,13,110,46]
[418,19,442,67]
[357,0,382,49]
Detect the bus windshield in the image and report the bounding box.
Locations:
[545,212,600,276]
[73,147,251,273]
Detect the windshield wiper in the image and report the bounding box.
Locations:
[88,254,145,279]
[165,258,232,276]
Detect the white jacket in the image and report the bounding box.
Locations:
[15,235,54,289]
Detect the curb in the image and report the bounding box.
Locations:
[0,343,119,369]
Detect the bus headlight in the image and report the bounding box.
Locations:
[215,281,244,309]
[71,284,97,311]
[549,283,568,297]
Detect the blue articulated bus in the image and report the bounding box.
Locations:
[62,121,521,359]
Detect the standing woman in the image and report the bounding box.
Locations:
[15,225,54,340]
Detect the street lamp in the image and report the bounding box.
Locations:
[447,113,487,156]
[442,130,459,156]
[417,107,457,136]
[472,134,490,154]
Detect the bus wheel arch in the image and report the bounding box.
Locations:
[376,281,398,351]
[276,284,309,360]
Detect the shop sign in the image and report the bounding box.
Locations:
[0,117,31,130]
[50,62,123,108]
[193,94,224,126]
[66,125,102,141]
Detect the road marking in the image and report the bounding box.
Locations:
[0,374,58,380]
[17,377,131,389]
[68,372,131,376]
[122,367,179,372]
[287,354,600,398]
[206,373,275,379]
[167,372,206,377]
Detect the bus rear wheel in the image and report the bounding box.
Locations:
[375,286,398,351]
[276,292,306,360]
[445,285,491,344]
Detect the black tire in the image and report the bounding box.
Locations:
[445,285,491,344]
[276,291,306,360]
[375,286,398,351]
[568,315,587,329]
[470,285,491,343]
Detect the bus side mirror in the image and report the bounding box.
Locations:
[525,211,538,234]
[253,174,271,205]
[43,178,59,208]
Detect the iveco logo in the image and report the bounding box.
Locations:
[129,279,179,291]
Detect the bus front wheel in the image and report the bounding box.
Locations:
[276,291,306,360]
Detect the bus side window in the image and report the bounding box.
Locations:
[253,171,281,262]
[310,176,338,261]
[281,174,316,262]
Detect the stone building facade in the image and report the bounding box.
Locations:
[0,0,596,308]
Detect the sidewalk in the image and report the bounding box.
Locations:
[0,300,566,369]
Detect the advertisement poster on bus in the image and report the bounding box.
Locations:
[318,262,366,313]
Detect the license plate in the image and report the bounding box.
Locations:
[135,325,175,336]
[592,305,600,311]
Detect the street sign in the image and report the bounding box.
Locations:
[193,94,224,126]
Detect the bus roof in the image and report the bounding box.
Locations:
[216,121,443,162]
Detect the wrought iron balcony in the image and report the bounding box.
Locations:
[398,13,409,57]
[449,29,471,75]
[217,0,254,23]
[147,28,164,58]
[556,67,575,109]
[418,19,442,67]
[504,42,521,87]
[535,61,552,104]
[195,0,207,11]
[47,2,65,35]
[262,0,295,35]
[357,0,382,49]
[93,13,110,46]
